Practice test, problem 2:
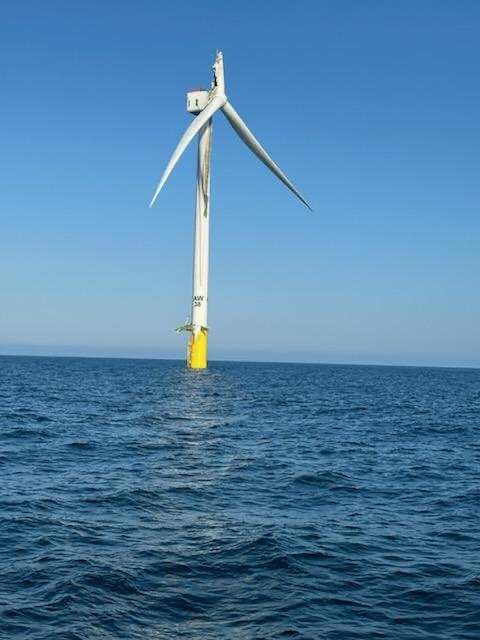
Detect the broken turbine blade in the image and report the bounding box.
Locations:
[149,93,227,207]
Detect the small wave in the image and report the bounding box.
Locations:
[161,412,193,421]
[79,570,144,596]
[66,441,95,449]
[1,426,54,440]
[159,592,219,615]
[293,470,359,492]
[82,486,168,507]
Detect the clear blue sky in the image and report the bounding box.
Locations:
[1,1,479,366]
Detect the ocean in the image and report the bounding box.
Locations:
[1,356,480,639]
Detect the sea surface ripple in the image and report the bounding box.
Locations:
[1,356,480,639]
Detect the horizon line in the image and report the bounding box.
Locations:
[0,350,478,372]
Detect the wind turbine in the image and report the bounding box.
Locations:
[150,51,311,369]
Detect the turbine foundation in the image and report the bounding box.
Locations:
[188,329,208,369]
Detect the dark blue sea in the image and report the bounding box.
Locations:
[1,356,480,639]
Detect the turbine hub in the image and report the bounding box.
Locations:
[187,89,210,114]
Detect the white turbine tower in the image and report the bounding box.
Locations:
[150,51,311,369]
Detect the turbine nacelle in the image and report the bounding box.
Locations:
[186,90,210,115]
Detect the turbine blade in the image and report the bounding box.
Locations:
[149,94,226,207]
[221,101,312,210]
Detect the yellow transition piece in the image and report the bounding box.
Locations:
[188,328,208,369]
